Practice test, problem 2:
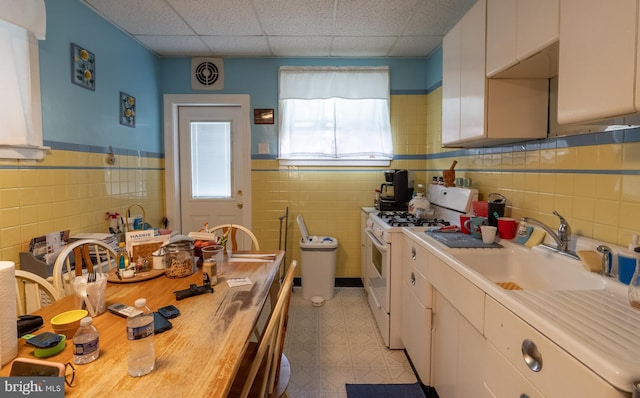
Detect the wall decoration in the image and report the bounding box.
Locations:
[254,109,274,124]
[70,43,95,90]
[120,92,136,128]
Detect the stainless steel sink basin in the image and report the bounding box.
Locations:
[449,245,608,291]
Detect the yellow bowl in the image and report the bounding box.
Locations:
[51,309,88,338]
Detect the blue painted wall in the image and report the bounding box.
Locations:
[40,0,161,154]
[39,1,435,156]
[160,57,430,155]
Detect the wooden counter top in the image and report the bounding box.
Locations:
[1,251,284,398]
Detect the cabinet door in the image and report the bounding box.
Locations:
[516,0,558,61]
[486,0,517,77]
[558,0,637,124]
[459,0,487,141]
[442,22,462,145]
[401,278,431,384]
[432,291,458,398]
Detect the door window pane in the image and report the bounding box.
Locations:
[190,122,231,198]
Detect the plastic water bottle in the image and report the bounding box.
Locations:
[73,317,99,364]
[127,298,155,376]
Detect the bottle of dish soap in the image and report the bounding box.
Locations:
[628,247,640,309]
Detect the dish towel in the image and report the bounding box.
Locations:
[0,261,18,365]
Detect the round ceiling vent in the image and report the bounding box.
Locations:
[194,61,220,86]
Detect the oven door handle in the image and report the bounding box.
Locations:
[365,229,388,252]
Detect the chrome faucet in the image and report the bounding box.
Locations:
[521,211,578,259]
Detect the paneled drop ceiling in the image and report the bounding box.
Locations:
[82,0,477,57]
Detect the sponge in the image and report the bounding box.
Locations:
[524,229,546,248]
[576,250,603,272]
[514,225,534,244]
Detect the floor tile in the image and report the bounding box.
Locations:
[284,287,418,396]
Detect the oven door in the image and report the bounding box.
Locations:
[365,228,390,313]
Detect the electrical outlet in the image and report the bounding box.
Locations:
[258,143,270,154]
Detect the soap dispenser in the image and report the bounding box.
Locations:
[619,234,639,284]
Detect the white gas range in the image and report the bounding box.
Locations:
[364,185,478,349]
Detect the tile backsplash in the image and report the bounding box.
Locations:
[3,89,639,278]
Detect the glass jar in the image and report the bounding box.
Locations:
[164,241,195,278]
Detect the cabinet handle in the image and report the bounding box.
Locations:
[411,247,416,260]
[410,271,416,286]
[521,339,542,372]
[519,395,530,398]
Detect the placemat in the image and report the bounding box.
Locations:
[425,231,503,249]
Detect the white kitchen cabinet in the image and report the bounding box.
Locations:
[442,0,549,148]
[558,0,638,124]
[484,296,627,397]
[432,290,486,398]
[484,343,543,398]
[401,242,433,384]
[486,0,559,78]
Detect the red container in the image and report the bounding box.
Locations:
[472,201,488,217]
[497,217,518,239]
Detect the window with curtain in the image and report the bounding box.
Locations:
[0,0,48,160]
[278,66,393,166]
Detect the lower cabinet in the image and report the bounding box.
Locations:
[432,290,486,398]
[484,296,628,398]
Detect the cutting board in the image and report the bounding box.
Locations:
[426,231,503,249]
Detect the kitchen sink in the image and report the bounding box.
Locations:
[448,244,610,291]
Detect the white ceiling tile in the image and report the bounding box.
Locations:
[134,35,212,56]
[331,36,398,57]
[269,36,332,57]
[388,36,442,57]
[83,0,193,35]
[254,0,335,36]
[200,36,273,57]
[403,0,477,36]
[334,0,421,36]
[167,0,263,36]
[83,0,472,57]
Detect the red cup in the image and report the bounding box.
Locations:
[460,215,471,234]
[497,217,518,239]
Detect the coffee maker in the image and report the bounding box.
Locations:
[379,169,413,211]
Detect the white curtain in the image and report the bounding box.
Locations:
[0,0,46,158]
[279,66,393,159]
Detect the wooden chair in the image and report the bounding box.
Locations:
[52,239,118,296]
[15,269,61,315]
[190,224,260,251]
[229,260,296,398]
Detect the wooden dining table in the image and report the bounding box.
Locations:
[1,251,285,398]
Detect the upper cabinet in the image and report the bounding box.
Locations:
[442,0,549,148]
[557,0,638,125]
[486,0,559,78]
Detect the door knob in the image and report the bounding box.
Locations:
[237,203,243,209]
[237,190,243,196]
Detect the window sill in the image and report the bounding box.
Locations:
[278,158,391,167]
[0,145,49,160]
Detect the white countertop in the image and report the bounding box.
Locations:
[403,228,640,393]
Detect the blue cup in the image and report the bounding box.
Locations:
[618,254,636,285]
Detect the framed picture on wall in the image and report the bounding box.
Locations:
[254,109,274,124]
[70,43,95,90]
[120,92,136,128]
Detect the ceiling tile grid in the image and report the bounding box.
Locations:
[82,0,477,57]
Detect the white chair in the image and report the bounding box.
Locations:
[15,269,61,315]
[229,260,296,398]
[189,223,260,251]
[52,239,118,296]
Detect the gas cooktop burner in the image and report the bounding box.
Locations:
[376,211,450,227]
